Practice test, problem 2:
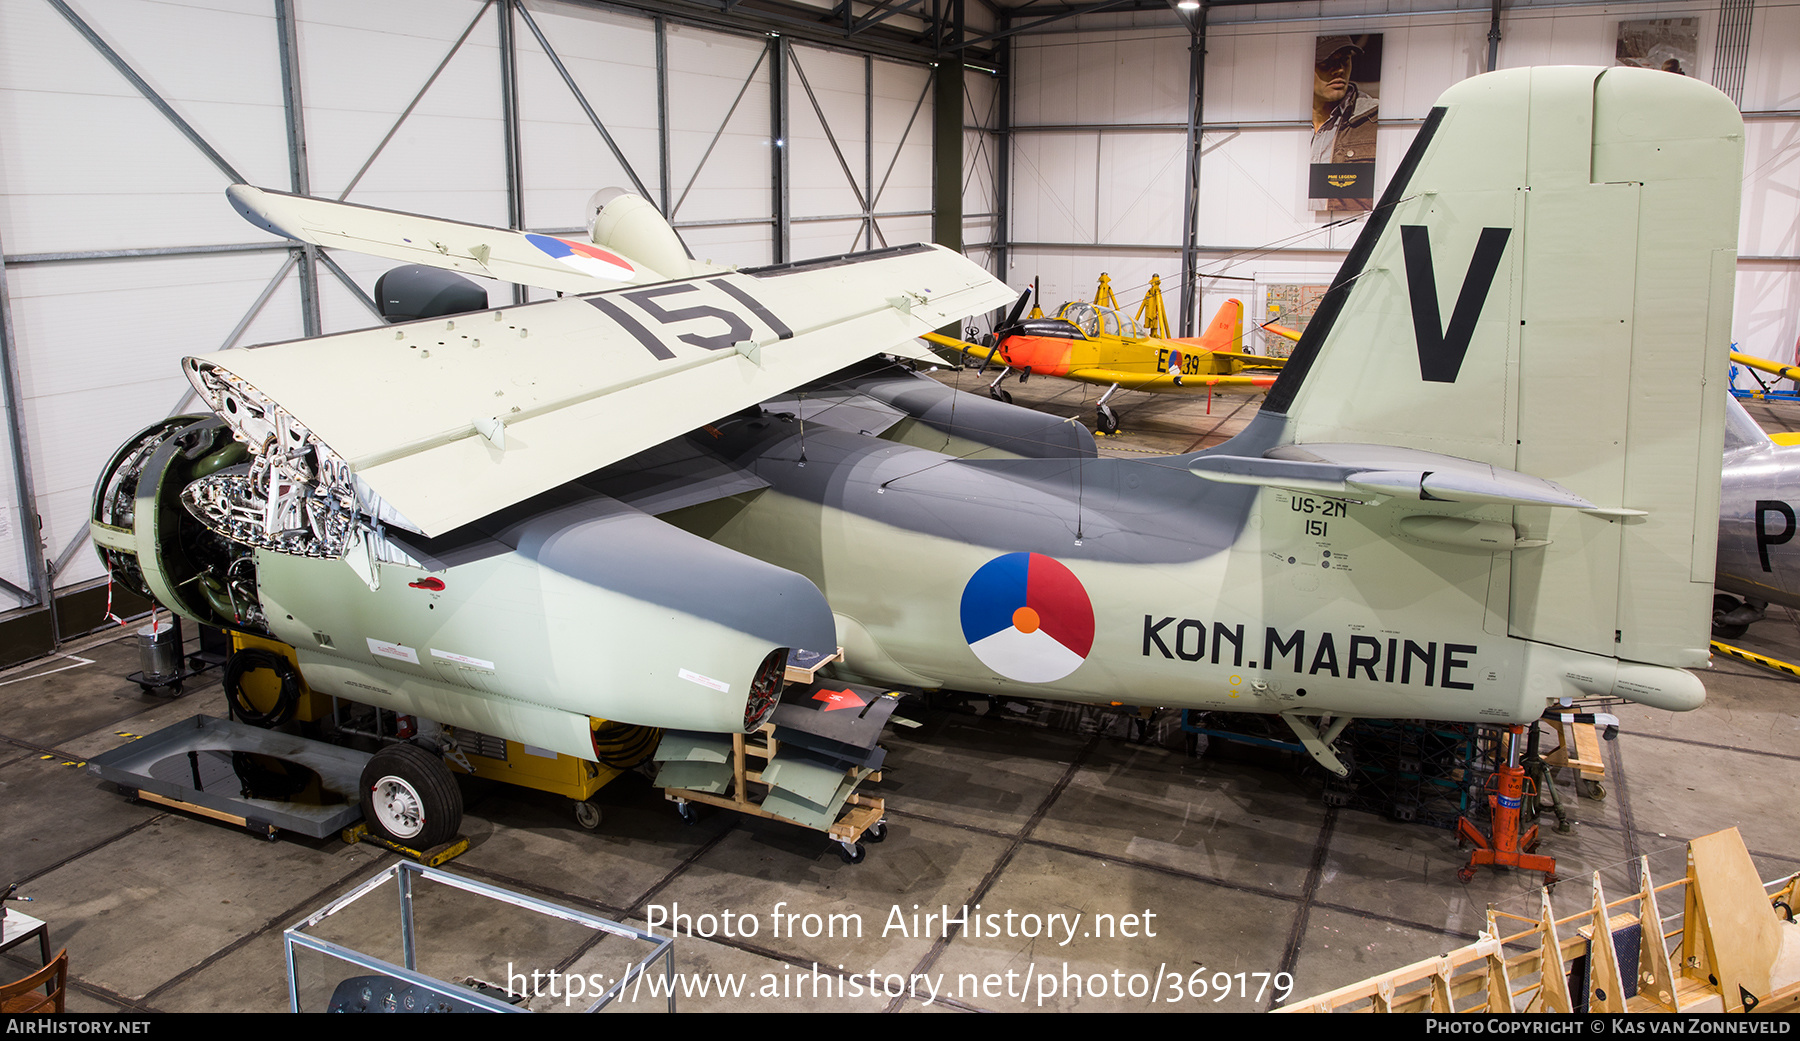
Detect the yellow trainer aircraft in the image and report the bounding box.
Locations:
[925,274,1285,433]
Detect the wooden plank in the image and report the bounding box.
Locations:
[1688,828,1782,1011]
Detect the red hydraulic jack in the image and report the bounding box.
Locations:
[1455,725,1557,884]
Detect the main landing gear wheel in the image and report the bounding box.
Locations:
[990,387,1013,404]
[359,743,462,848]
[1096,404,1119,434]
[574,799,603,830]
[1712,593,1750,639]
[837,840,866,864]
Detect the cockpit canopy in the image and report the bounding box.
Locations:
[1053,301,1142,339]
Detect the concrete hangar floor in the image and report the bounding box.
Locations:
[0,375,1795,1014]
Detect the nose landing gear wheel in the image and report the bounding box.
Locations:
[359,743,462,848]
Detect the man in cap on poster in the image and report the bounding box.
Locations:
[1310,35,1379,211]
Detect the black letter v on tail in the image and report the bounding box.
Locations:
[1400,225,1511,383]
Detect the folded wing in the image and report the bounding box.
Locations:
[183,243,1016,555]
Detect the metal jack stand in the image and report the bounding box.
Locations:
[1455,725,1558,884]
[1520,723,1570,835]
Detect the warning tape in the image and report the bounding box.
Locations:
[1711,640,1800,680]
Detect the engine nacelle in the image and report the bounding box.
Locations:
[91,415,265,633]
[91,416,838,745]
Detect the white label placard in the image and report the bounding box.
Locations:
[678,668,729,693]
[431,648,495,671]
[367,638,420,665]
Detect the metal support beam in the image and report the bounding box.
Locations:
[932,52,963,251]
[0,225,46,611]
[864,55,875,251]
[43,0,245,184]
[515,2,656,204]
[0,575,32,604]
[872,77,932,222]
[656,17,673,216]
[276,0,319,338]
[672,43,771,221]
[790,53,873,229]
[166,253,302,418]
[1487,0,1503,72]
[6,242,289,265]
[499,0,525,305]
[338,2,493,201]
[316,252,386,322]
[1177,7,1206,336]
[993,35,1011,283]
[771,36,791,264]
[952,0,1132,52]
[851,0,927,35]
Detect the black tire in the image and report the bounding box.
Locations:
[574,799,603,830]
[837,842,866,864]
[1097,405,1119,434]
[1712,593,1750,639]
[864,820,888,844]
[359,743,462,848]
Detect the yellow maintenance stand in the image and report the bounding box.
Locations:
[223,634,658,832]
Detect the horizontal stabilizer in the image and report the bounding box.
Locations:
[184,244,1016,546]
[1189,443,1597,509]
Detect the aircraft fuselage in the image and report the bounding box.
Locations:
[671,411,1699,723]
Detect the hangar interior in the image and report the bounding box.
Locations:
[0,0,1797,1014]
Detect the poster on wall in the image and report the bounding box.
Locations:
[1308,34,1382,213]
[1615,18,1698,76]
[1261,283,1331,358]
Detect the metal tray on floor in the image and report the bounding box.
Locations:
[87,714,369,838]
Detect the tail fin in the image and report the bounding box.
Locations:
[1264,66,1742,668]
[585,188,722,279]
[1203,298,1244,350]
[1172,298,1244,351]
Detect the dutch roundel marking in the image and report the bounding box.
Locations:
[959,552,1094,683]
[1400,225,1511,383]
[525,233,636,281]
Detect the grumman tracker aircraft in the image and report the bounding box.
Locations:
[93,66,1741,846]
